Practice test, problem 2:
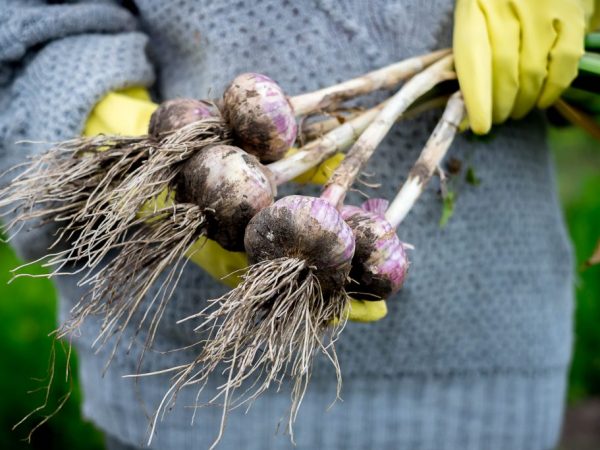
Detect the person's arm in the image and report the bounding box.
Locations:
[0,1,155,261]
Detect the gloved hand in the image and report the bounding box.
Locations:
[84,88,387,322]
[454,0,586,134]
[583,0,600,31]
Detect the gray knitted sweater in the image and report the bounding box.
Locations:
[0,1,574,449]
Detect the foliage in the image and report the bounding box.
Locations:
[0,243,104,450]
[550,126,600,402]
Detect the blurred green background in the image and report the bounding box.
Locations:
[0,125,597,450]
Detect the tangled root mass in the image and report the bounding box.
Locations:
[153,256,349,447]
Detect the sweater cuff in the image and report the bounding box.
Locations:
[0,3,138,61]
[11,32,155,145]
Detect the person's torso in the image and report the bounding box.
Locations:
[64,0,574,382]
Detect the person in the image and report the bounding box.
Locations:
[0,0,592,449]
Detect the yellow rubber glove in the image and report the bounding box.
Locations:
[84,87,157,136]
[84,88,387,322]
[583,0,600,31]
[286,148,346,185]
[454,0,586,134]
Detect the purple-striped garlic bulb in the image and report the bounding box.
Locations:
[149,98,219,138]
[341,198,408,300]
[176,144,276,251]
[245,195,355,292]
[223,73,297,163]
[171,195,355,436]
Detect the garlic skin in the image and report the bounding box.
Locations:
[223,73,297,163]
[149,98,219,138]
[177,144,276,251]
[245,195,355,292]
[341,201,408,300]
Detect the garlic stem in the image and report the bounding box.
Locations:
[300,95,450,141]
[267,102,386,184]
[300,111,363,141]
[289,49,451,116]
[385,91,465,228]
[321,55,456,207]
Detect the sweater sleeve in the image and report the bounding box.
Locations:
[0,1,155,261]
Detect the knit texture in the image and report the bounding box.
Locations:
[1,1,574,449]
